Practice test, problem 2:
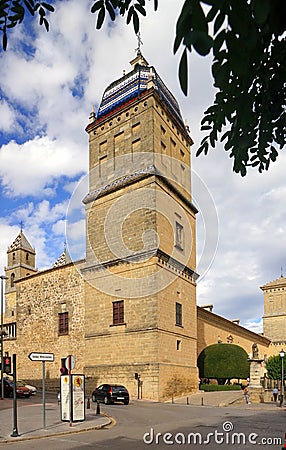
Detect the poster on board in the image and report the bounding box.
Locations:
[60,375,70,421]
[60,374,85,422]
[72,375,85,421]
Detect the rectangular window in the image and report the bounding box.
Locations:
[176,302,182,326]
[99,154,107,177]
[99,140,107,153]
[175,221,184,250]
[113,300,124,325]
[132,122,141,133]
[58,312,69,336]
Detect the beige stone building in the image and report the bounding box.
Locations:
[261,275,286,356]
[1,52,281,400]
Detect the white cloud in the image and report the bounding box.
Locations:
[0,136,87,197]
[0,100,17,132]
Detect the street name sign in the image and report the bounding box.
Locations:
[28,352,54,362]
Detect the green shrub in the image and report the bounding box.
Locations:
[199,384,242,392]
[198,343,249,384]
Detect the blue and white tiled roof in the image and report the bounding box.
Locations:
[96,53,184,127]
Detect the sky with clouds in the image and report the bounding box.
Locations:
[0,0,285,334]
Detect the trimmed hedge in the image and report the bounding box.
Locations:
[197,343,250,381]
[200,384,242,392]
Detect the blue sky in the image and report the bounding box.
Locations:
[0,0,285,333]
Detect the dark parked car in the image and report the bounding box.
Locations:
[0,379,31,398]
[92,384,129,405]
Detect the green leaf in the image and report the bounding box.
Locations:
[3,27,7,50]
[192,31,213,56]
[134,3,146,16]
[38,6,45,16]
[221,130,230,142]
[196,141,209,156]
[41,2,54,12]
[213,29,226,56]
[126,5,133,24]
[179,47,188,96]
[192,0,208,33]
[106,0,116,21]
[24,0,35,15]
[132,10,139,34]
[91,1,103,14]
[8,13,23,23]
[42,16,49,31]
[175,0,192,42]
[96,6,105,29]
[252,0,271,25]
[173,34,183,54]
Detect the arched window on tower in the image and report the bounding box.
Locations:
[12,252,15,261]
[11,273,15,288]
[26,253,29,261]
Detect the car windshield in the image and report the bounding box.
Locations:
[16,381,26,387]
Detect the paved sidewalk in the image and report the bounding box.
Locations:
[166,390,284,410]
[0,397,111,444]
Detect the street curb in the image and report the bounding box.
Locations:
[0,413,114,444]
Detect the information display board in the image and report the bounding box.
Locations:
[60,374,85,422]
[72,375,85,421]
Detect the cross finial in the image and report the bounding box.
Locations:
[19,221,24,232]
[281,267,283,277]
[135,32,143,56]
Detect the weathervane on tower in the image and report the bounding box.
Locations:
[135,32,143,56]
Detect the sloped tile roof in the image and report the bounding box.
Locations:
[53,249,72,268]
[8,231,35,253]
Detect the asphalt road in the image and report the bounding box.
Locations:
[1,397,285,450]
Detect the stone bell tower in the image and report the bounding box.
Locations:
[261,275,286,345]
[83,52,199,400]
[4,230,37,321]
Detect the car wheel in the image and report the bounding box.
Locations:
[124,400,129,405]
[104,396,110,405]
[92,394,96,402]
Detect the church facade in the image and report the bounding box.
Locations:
[2,53,281,401]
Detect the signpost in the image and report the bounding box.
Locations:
[60,355,85,425]
[28,352,54,429]
[65,354,75,427]
[28,352,54,362]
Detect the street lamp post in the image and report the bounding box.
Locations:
[1,275,8,400]
[280,349,285,406]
